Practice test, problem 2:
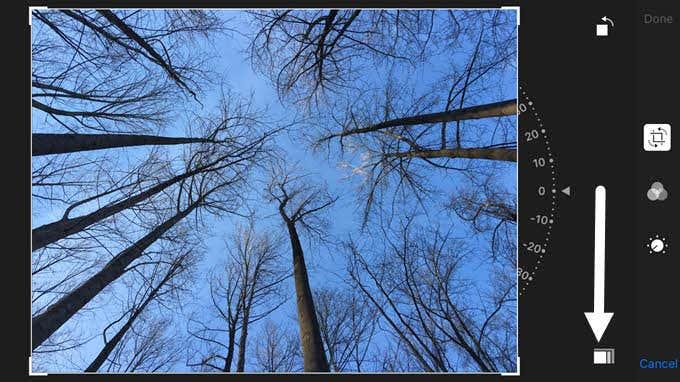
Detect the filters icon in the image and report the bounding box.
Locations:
[646,182,668,201]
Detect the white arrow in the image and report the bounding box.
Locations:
[601,16,614,27]
[584,185,614,342]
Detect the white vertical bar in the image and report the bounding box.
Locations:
[594,185,606,313]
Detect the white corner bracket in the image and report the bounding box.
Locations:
[28,6,48,26]
[29,356,48,376]
[501,6,520,25]
[501,356,521,376]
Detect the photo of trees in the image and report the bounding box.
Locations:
[31,9,518,373]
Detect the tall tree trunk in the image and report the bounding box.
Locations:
[33,167,201,252]
[32,200,200,350]
[326,340,337,372]
[32,135,254,252]
[223,288,242,372]
[389,147,517,162]
[235,305,250,372]
[32,133,209,156]
[223,325,237,372]
[322,99,517,141]
[283,220,329,372]
[84,261,177,371]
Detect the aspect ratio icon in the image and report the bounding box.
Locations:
[596,16,614,37]
[643,124,671,151]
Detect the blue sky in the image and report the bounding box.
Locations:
[31,9,517,372]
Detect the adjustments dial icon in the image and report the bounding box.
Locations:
[646,234,668,255]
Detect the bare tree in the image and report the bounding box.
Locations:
[265,167,337,371]
[248,10,438,104]
[231,225,287,372]
[313,51,516,224]
[187,223,287,372]
[32,75,248,158]
[378,337,425,372]
[252,10,519,225]
[31,205,200,370]
[346,217,517,372]
[314,287,377,372]
[253,320,302,372]
[248,11,515,109]
[102,317,184,372]
[32,113,271,349]
[30,10,230,272]
[448,176,517,263]
[32,9,222,133]
[319,100,515,147]
[95,10,204,98]
[33,198,198,350]
[32,94,271,252]
[31,9,518,374]
[85,251,191,371]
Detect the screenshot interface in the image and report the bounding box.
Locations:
[24,1,677,381]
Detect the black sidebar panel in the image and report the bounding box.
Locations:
[514,1,678,381]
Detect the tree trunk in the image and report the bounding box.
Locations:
[284,220,329,372]
[84,261,177,371]
[223,325,237,372]
[32,133,209,156]
[235,305,250,372]
[33,167,200,252]
[32,136,251,252]
[323,99,517,141]
[389,147,517,162]
[326,341,337,372]
[32,200,200,350]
